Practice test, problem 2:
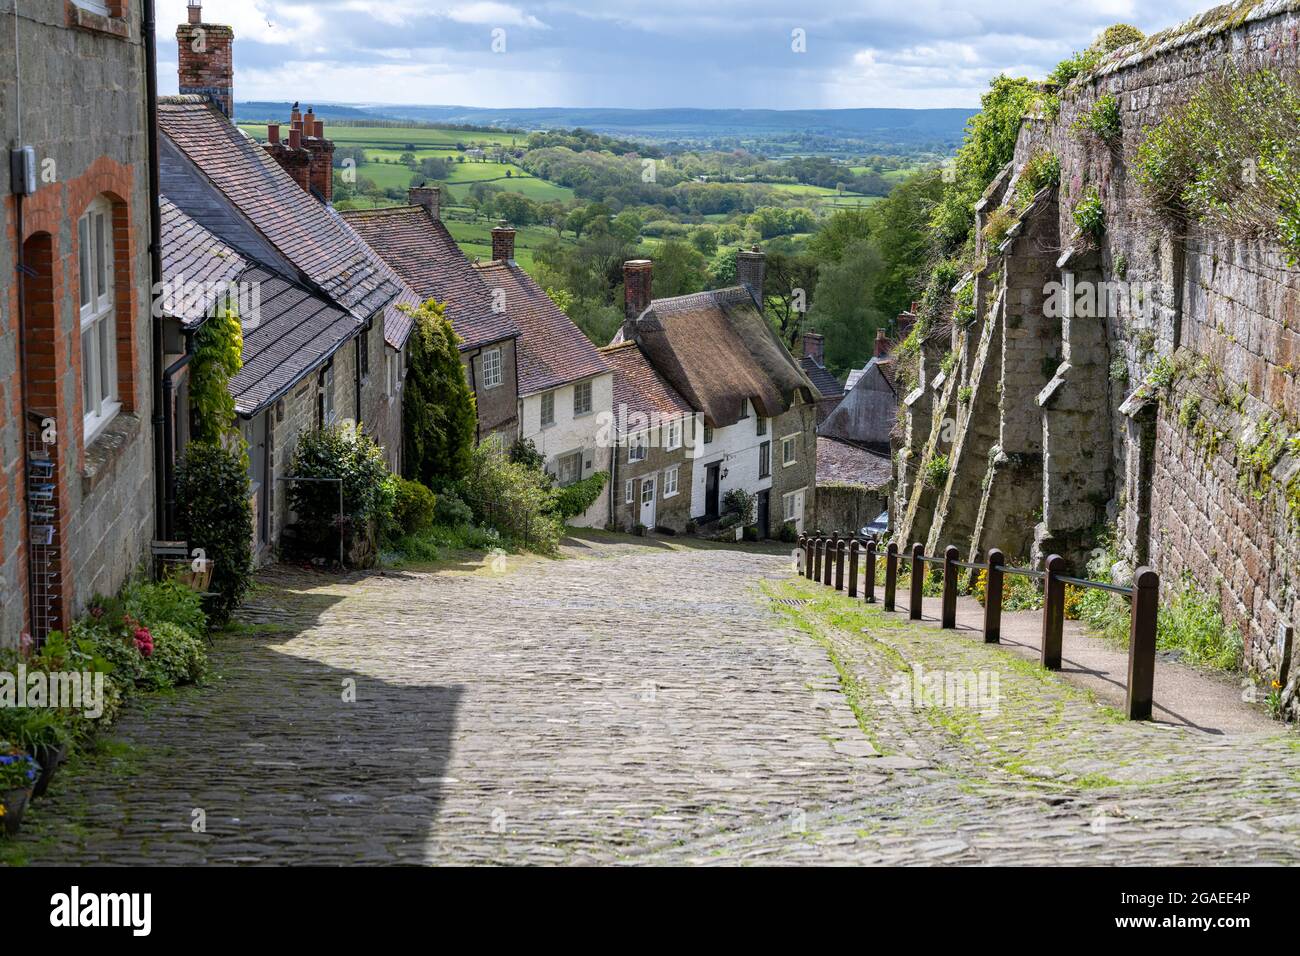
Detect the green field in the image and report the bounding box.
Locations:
[239,123,522,150]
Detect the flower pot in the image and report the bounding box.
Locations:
[31,743,68,800]
[1,787,32,837]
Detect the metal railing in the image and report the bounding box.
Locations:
[797,532,1159,721]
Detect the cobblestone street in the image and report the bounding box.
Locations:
[9,534,1300,865]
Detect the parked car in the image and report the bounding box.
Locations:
[859,511,890,538]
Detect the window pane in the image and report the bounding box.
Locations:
[82,327,96,414]
[98,315,115,403]
[78,217,91,309]
[95,212,108,305]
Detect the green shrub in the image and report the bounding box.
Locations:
[433,490,473,527]
[957,384,973,404]
[382,522,504,566]
[189,302,243,446]
[779,521,797,543]
[923,454,951,489]
[120,578,206,642]
[722,488,756,524]
[553,471,608,520]
[1157,578,1243,671]
[1098,23,1144,52]
[1073,188,1106,238]
[176,442,253,624]
[981,206,1016,248]
[403,298,477,487]
[1015,151,1061,209]
[392,478,438,536]
[1048,47,1102,87]
[1074,94,1122,143]
[462,442,563,552]
[139,622,208,690]
[288,423,397,560]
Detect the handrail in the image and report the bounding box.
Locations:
[795,532,1160,721]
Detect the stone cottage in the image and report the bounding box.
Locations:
[474,225,614,527]
[614,252,820,536]
[1,0,157,642]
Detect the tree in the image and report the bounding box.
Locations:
[806,239,888,375]
[402,298,477,487]
[806,208,873,264]
[690,226,718,258]
[649,239,707,298]
[762,248,819,348]
[866,169,945,319]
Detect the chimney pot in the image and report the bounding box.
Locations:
[875,328,889,358]
[491,221,517,262]
[188,1,202,25]
[624,259,653,323]
[408,185,441,220]
[267,123,281,146]
[288,126,302,150]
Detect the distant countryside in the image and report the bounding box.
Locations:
[238,107,961,366]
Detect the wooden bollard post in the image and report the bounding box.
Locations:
[803,535,814,579]
[847,540,860,598]
[1041,554,1066,670]
[1126,567,1159,720]
[835,540,846,591]
[909,543,925,620]
[824,533,838,586]
[883,542,898,611]
[983,548,1004,643]
[941,545,958,629]
[813,537,823,581]
[866,539,877,603]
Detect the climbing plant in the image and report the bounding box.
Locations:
[401,298,478,488]
[189,301,243,448]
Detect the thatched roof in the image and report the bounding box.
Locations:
[624,286,819,429]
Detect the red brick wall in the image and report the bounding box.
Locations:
[176,21,234,118]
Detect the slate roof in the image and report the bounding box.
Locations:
[228,265,359,417]
[341,204,519,350]
[328,206,419,350]
[817,357,898,453]
[158,196,248,327]
[599,342,693,437]
[157,97,400,322]
[623,286,819,429]
[800,355,843,398]
[475,260,608,396]
[817,437,893,490]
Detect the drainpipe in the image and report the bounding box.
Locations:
[161,329,196,536]
[609,430,619,529]
[144,0,168,540]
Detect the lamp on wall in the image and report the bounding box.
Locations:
[721,468,729,479]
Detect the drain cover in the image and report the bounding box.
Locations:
[771,598,809,607]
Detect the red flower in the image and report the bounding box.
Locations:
[134,626,154,657]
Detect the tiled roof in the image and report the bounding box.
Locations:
[800,355,843,397]
[158,97,400,321]
[341,205,519,350]
[626,286,819,428]
[158,196,248,327]
[475,260,608,395]
[818,358,897,452]
[817,437,892,489]
[328,206,419,350]
[229,265,359,416]
[599,341,693,436]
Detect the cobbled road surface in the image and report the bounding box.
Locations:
[9,534,1300,865]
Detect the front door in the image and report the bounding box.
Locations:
[705,463,721,519]
[640,476,656,528]
[756,489,770,539]
[243,414,270,553]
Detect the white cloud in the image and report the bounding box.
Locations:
[441,2,546,28]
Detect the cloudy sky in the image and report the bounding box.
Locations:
[157,0,1209,109]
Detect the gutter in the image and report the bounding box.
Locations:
[144,0,167,540]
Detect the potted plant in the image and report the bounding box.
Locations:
[0,741,38,837]
[0,709,73,800]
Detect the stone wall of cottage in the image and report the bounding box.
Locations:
[894,0,1300,713]
[463,339,519,442]
[614,431,695,533]
[357,315,401,472]
[771,399,819,535]
[1,2,154,643]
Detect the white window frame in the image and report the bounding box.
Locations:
[783,488,804,522]
[573,380,593,417]
[73,0,111,16]
[79,196,119,442]
[625,479,634,504]
[481,348,503,389]
[540,390,555,427]
[555,450,583,486]
[628,435,647,464]
[781,433,798,466]
[663,464,679,498]
[640,478,656,506]
[664,418,681,451]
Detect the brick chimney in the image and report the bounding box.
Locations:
[177,2,235,120]
[624,260,653,323]
[491,221,516,262]
[263,104,312,194]
[875,328,889,358]
[301,108,335,202]
[736,247,766,313]
[409,185,441,220]
[802,331,825,366]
